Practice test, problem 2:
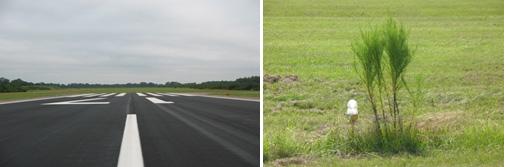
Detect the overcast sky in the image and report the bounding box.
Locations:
[0,0,259,84]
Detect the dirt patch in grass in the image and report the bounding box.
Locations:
[265,74,282,83]
[281,75,299,83]
[271,100,324,113]
[417,111,465,130]
[271,156,312,167]
[291,100,314,109]
[264,74,299,84]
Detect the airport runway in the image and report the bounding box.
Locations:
[0,93,260,167]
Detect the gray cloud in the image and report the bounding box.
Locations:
[0,0,259,84]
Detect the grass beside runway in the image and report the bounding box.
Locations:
[0,88,259,102]
[263,0,503,166]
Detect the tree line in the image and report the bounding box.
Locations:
[0,76,260,93]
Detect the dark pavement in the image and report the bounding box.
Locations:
[0,93,260,167]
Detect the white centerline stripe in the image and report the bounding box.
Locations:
[116,93,127,97]
[146,93,162,97]
[146,97,174,104]
[117,114,144,167]
[136,93,146,97]
[100,93,116,97]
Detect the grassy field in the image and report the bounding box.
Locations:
[0,88,259,102]
[263,0,503,166]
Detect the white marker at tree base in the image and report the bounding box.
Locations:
[346,99,358,124]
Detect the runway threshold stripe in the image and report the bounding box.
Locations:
[194,95,260,102]
[146,93,162,97]
[65,93,87,97]
[84,93,106,97]
[116,93,127,97]
[100,93,116,97]
[0,95,75,105]
[42,98,110,105]
[161,93,178,97]
[146,97,174,104]
[117,114,144,167]
[82,93,98,97]
[171,93,195,96]
[136,93,146,97]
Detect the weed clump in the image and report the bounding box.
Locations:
[264,130,304,161]
[350,18,423,154]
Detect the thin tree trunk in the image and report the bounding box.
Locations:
[367,87,382,135]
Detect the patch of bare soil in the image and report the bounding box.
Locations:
[271,156,312,167]
[264,74,282,83]
[281,75,299,83]
[417,111,464,130]
[264,74,299,84]
[271,100,323,113]
[290,100,314,109]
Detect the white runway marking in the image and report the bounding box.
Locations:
[66,94,91,97]
[42,98,110,105]
[146,97,174,104]
[136,93,146,97]
[0,95,75,105]
[117,114,144,167]
[169,93,259,102]
[100,93,116,97]
[82,93,98,97]
[194,95,260,102]
[116,93,127,97]
[161,93,178,97]
[170,93,195,96]
[84,93,106,98]
[146,93,162,97]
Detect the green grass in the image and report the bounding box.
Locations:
[263,0,503,166]
[0,88,259,102]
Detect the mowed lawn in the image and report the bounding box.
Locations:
[263,0,503,166]
[0,88,259,102]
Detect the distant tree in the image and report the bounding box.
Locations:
[0,76,260,93]
[165,81,182,87]
[0,77,10,92]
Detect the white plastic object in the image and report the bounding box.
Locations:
[346,99,358,116]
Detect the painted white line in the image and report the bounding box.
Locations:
[116,93,127,97]
[146,97,174,104]
[146,93,162,97]
[0,95,73,105]
[118,114,144,167]
[161,93,178,97]
[84,93,107,98]
[42,98,110,105]
[171,93,259,102]
[66,93,92,97]
[170,93,195,96]
[82,93,98,97]
[136,93,146,97]
[194,95,260,102]
[100,93,116,97]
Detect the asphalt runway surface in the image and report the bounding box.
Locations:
[0,93,260,167]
